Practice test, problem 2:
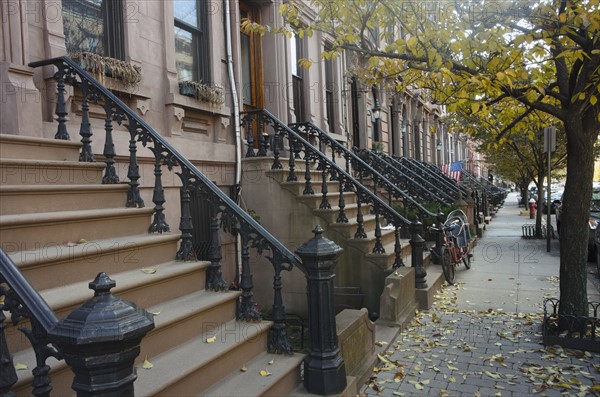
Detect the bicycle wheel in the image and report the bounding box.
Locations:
[441,247,455,285]
[462,249,471,269]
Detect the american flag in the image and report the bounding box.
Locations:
[443,161,462,184]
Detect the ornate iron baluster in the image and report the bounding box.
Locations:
[303,150,314,195]
[393,226,404,267]
[176,168,196,261]
[316,130,324,171]
[78,84,95,162]
[410,220,427,289]
[102,100,119,184]
[267,251,293,354]
[2,287,60,397]
[0,286,18,395]
[237,232,261,321]
[245,114,255,157]
[206,202,227,291]
[53,74,70,140]
[319,167,331,209]
[148,142,170,233]
[257,115,267,156]
[354,195,367,238]
[272,133,282,170]
[336,176,348,223]
[126,119,144,208]
[372,206,385,254]
[287,136,298,182]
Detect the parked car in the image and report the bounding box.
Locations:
[557,185,600,261]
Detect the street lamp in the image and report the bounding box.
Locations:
[371,95,381,142]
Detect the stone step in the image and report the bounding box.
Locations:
[0,207,155,251]
[279,180,345,197]
[140,289,241,361]
[10,287,241,396]
[0,134,81,161]
[6,259,210,354]
[7,233,180,291]
[134,319,272,396]
[0,184,129,215]
[0,158,105,185]
[203,351,303,397]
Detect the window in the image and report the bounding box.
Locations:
[174,0,210,83]
[290,30,304,121]
[62,0,124,59]
[324,44,336,132]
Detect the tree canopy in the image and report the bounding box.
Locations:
[266,0,600,316]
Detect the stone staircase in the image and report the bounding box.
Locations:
[0,133,304,396]
[241,157,444,321]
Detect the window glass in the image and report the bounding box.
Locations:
[174,0,209,83]
[62,0,105,55]
[174,0,198,28]
[241,33,253,105]
[175,28,195,82]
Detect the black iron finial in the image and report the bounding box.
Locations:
[89,272,116,296]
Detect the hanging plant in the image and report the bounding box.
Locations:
[69,52,142,89]
[179,80,225,106]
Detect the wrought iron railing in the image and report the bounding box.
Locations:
[0,248,61,395]
[351,148,454,206]
[543,298,600,352]
[242,110,429,287]
[398,156,466,198]
[289,122,446,220]
[28,56,304,355]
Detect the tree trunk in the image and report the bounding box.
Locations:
[558,115,596,317]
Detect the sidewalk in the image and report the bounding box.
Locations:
[362,192,600,397]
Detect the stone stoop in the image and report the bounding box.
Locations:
[0,134,301,396]
[241,157,445,326]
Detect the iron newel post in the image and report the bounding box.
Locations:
[48,272,155,396]
[296,226,347,395]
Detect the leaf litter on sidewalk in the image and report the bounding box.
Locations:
[361,283,600,396]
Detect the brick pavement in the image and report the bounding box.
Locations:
[361,192,600,397]
[362,286,600,396]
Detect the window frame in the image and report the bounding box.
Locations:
[61,0,125,59]
[290,29,305,122]
[324,43,336,132]
[174,0,210,83]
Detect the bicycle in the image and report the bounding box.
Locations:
[430,210,473,284]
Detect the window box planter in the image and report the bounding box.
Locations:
[69,52,142,89]
[178,81,225,106]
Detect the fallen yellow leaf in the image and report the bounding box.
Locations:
[141,268,157,274]
[15,363,28,370]
[260,369,271,377]
[268,359,275,365]
[240,364,248,372]
[206,335,217,343]
[151,311,161,316]
[142,357,153,370]
[77,238,87,244]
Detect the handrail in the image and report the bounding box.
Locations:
[28,56,304,275]
[0,249,58,332]
[289,122,441,219]
[355,148,454,206]
[250,110,414,228]
[1,247,62,394]
[397,156,465,196]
